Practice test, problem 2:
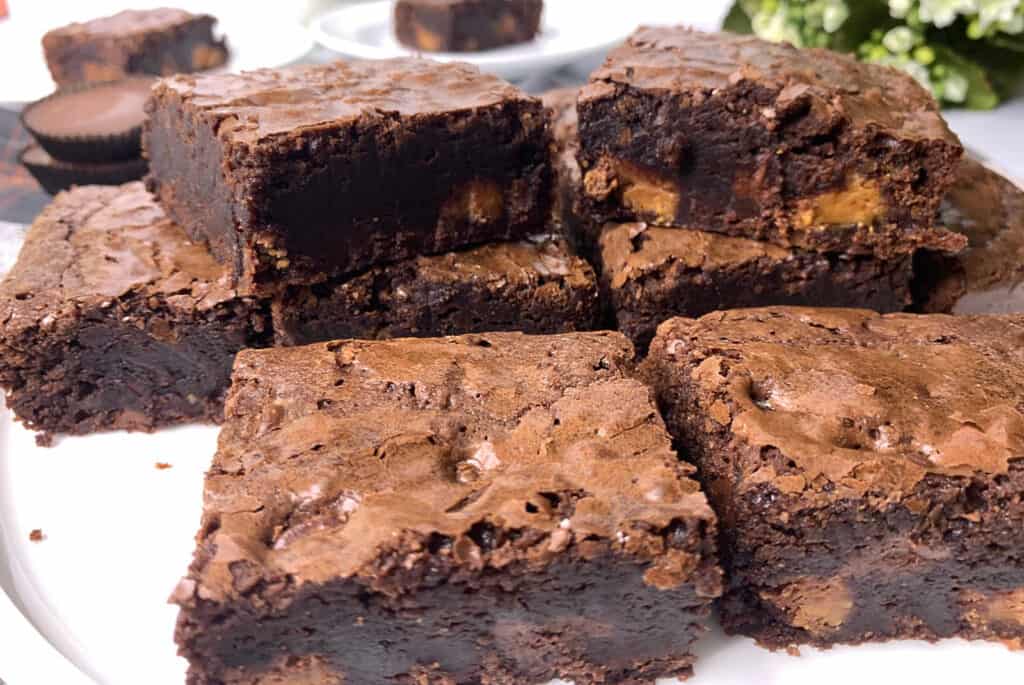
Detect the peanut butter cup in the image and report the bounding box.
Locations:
[20,78,154,163]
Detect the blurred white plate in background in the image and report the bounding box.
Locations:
[312,0,728,81]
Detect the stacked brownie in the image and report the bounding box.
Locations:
[0,59,600,440]
[561,27,970,350]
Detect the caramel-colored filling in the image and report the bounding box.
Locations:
[496,13,519,38]
[762,578,853,634]
[412,22,443,52]
[794,175,885,228]
[191,45,224,70]
[963,588,1024,627]
[440,179,504,226]
[585,158,680,225]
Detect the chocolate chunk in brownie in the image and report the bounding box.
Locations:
[644,307,1024,650]
[42,9,228,87]
[913,158,1024,314]
[144,59,551,293]
[173,332,722,684]
[273,237,599,345]
[600,223,911,352]
[0,182,268,438]
[577,27,966,259]
[394,0,543,52]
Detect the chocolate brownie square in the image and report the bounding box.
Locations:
[913,158,1024,314]
[42,8,228,86]
[0,182,268,439]
[395,0,543,52]
[599,223,911,352]
[144,59,551,293]
[577,28,966,259]
[172,332,722,684]
[644,307,1024,649]
[273,237,599,345]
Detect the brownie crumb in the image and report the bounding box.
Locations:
[29,529,45,542]
[155,462,173,470]
[35,432,55,448]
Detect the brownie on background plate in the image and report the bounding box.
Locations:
[144,59,551,293]
[913,157,1024,314]
[172,332,722,684]
[576,27,966,259]
[395,0,544,52]
[42,8,228,86]
[0,183,598,441]
[643,307,1024,650]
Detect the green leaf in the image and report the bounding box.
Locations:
[828,0,892,53]
[989,33,1024,54]
[931,44,1001,110]
[723,2,754,35]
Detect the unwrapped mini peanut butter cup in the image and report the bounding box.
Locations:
[20,77,154,163]
[19,144,148,195]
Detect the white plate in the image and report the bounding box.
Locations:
[1,403,1022,685]
[311,0,727,81]
[0,2,313,104]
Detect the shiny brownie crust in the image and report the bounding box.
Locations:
[42,8,228,86]
[577,28,966,259]
[643,308,1024,649]
[172,332,722,684]
[395,0,543,52]
[144,59,552,294]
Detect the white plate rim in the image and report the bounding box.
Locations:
[310,0,630,79]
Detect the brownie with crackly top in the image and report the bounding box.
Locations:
[172,332,722,684]
[395,0,543,52]
[0,184,599,440]
[643,307,1024,649]
[577,27,966,260]
[42,8,228,87]
[0,182,268,440]
[599,223,911,352]
[273,237,599,345]
[913,157,1024,314]
[144,59,551,293]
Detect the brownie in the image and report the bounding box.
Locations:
[42,9,228,87]
[144,59,551,293]
[577,28,967,259]
[599,223,912,352]
[913,158,1024,314]
[172,332,722,684]
[273,237,599,345]
[0,182,268,439]
[394,0,543,52]
[0,184,600,439]
[643,307,1024,650]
